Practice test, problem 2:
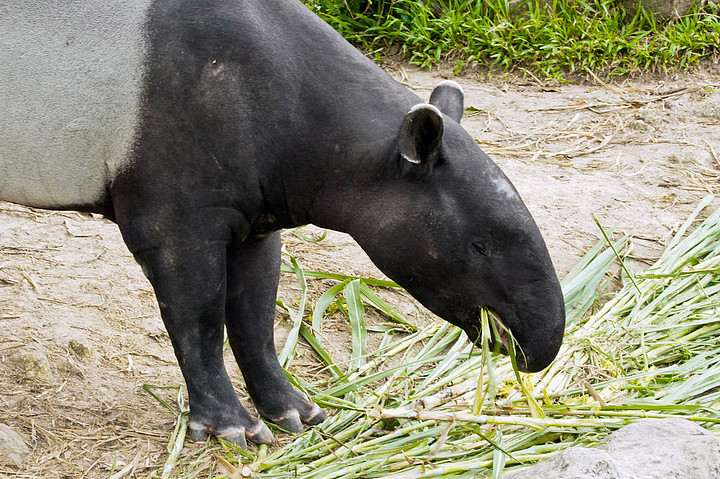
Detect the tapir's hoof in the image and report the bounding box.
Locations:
[273,411,304,433]
[219,428,250,449]
[246,422,274,445]
[187,421,274,448]
[187,421,218,444]
[303,405,328,426]
[269,402,327,432]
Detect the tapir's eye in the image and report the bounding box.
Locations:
[473,243,488,256]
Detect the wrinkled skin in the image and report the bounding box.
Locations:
[0,0,565,448]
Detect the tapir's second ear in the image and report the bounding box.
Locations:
[398,103,443,170]
[429,80,464,123]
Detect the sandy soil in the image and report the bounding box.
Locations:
[1,66,719,478]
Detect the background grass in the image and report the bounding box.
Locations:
[301,0,720,80]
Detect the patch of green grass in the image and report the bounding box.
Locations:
[302,0,720,80]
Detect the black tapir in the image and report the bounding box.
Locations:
[0,0,565,447]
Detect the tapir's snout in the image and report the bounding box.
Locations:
[466,309,564,373]
[465,280,565,373]
[523,281,566,373]
[495,288,565,373]
[513,324,564,373]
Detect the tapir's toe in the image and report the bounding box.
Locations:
[246,422,274,445]
[188,421,251,449]
[188,421,211,443]
[267,404,326,432]
[272,410,304,433]
[219,427,250,449]
[302,404,327,426]
[255,390,328,432]
[292,392,327,426]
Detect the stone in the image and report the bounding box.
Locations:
[507,0,702,20]
[7,345,52,382]
[68,339,93,359]
[505,418,720,479]
[634,108,665,127]
[628,118,655,132]
[0,424,30,466]
[694,97,720,121]
[617,0,701,19]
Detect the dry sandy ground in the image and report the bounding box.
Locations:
[1,66,719,477]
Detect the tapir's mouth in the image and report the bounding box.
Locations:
[467,307,528,371]
[464,307,507,349]
[484,308,510,352]
[491,315,510,352]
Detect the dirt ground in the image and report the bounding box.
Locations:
[1,65,719,478]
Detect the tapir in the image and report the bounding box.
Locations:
[0,0,565,447]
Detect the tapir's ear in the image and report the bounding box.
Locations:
[398,103,444,169]
[429,80,464,123]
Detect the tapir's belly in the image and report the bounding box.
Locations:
[0,1,151,208]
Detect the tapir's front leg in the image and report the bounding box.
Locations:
[118,219,273,448]
[225,232,326,432]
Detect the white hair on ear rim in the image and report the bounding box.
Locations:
[435,79,464,95]
[401,152,421,164]
[408,103,443,115]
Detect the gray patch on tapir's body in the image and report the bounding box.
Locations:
[0,1,150,208]
[492,176,517,199]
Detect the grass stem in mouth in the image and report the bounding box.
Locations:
[473,307,496,415]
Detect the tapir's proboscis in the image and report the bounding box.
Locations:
[0,0,565,447]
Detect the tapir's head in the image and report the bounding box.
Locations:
[349,81,565,372]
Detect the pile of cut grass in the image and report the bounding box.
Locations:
[150,196,720,478]
[302,0,720,80]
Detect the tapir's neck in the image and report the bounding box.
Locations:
[233,3,420,236]
[261,126,402,236]
[153,0,421,238]
[273,99,418,237]
[305,139,400,232]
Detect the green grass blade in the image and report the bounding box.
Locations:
[359,281,417,331]
[311,279,351,333]
[345,279,367,370]
[299,323,344,379]
[278,252,308,368]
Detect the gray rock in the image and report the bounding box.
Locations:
[617,0,701,19]
[7,344,52,382]
[694,97,720,121]
[68,339,93,359]
[0,424,30,466]
[505,418,720,479]
[634,108,665,127]
[628,118,655,132]
[507,0,702,19]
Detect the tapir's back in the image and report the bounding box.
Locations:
[0,0,409,212]
[0,1,151,209]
